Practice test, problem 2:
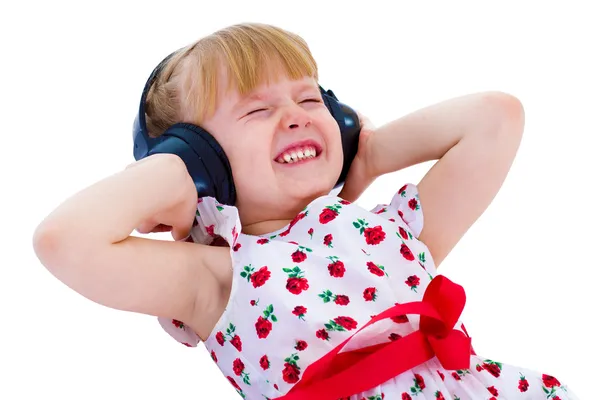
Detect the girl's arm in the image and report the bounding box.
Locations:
[33,154,229,340]
[348,91,525,266]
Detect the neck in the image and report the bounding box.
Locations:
[242,219,291,236]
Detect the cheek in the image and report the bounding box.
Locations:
[229,144,272,181]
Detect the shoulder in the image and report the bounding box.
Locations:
[370,183,424,238]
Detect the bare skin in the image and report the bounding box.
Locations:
[33,76,524,341]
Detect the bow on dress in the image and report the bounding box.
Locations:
[276,275,473,400]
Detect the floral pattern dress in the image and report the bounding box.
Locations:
[158,183,578,400]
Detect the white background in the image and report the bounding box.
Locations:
[1,1,598,399]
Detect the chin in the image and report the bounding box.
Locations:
[287,179,337,204]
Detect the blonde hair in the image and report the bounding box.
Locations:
[144,23,319,138]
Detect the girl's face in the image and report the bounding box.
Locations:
[201,71,344,235]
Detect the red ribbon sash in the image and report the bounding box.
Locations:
[276,275,472,400]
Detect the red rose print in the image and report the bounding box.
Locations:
[434,391,445,400]
[389,333,401,341]
[542,374,561,388]
[260,355,270,370]
[328,260,346,277]
[308,227,314,238]
[227,376,241,391]
[282,362,300,383]
[414,373,425,389]
[256,304,277,339]
[402,394,412,400]
[400,243,415,261]
[452,372,461,380]
[405,275,420,291]
[339,199,350,205]
[391,313,409,323]
[291,250,307,263]
[211,350,217,362]
[437,371,445,381]
[398,227,408,240]
[367,261,386,277]
[295,340,308,351]
[283,266,309,294]
[483,362,501,377]
[171,319,184,329]
[230,335,242,352]
[476,364,483,372]
[206,224,215,236]
[250,300,256,306]
[334,316,358,330]
[257,238,269,244]
[398,209,404,218]
[319,207,339,224]
[249,266,271,288]
[518,374,529,392]
[408,197,419,210]
[223,323,240,350]
[280,211,308,236]
[255,316,273,339]
[364,225,386,245]
[216,331,225,346]
[292,305,307,320]
[334,294,350,305]
[323,233,333,247]
[233,358,245,376]
[398,184,408,194]
[316,329,330,341]
[410,374,425,395]
[286,277,309,294]
[487,386,498,396]
[233,243,241,251]
[363,287,377,301]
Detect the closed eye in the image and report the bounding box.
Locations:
[246,108,267,116]
[302,98,322,103]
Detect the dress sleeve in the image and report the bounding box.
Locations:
[156,196,242,347]
[386,183,424,238]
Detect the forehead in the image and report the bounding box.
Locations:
[214,64,320,113]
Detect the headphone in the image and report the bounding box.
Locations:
[132,50,361,206]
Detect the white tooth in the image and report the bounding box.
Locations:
[310,147,316,157]
[283,153,292,162]
[295,151,304,159]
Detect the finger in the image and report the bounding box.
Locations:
[172,225,192,241]
[136,221,157,234]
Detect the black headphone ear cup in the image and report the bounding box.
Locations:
[149,123,237,205]
[319,87,361,187]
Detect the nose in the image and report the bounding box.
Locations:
[281,104,312,131]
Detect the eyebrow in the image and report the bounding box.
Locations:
[232,82,319,114]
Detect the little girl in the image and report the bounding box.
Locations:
[33,23,578,399]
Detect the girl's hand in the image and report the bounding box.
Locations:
[337,111,378,203]
[127,155,198,241]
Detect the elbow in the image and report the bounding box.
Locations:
[32,223,68,272]
[32,222,88,273]
[480,91,526,137]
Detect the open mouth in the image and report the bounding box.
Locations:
[275,142,323,164]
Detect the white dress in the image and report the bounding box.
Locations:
[158,183,578,400]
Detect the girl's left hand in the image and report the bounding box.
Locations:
[337,111,377,203]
